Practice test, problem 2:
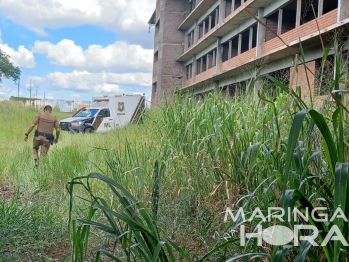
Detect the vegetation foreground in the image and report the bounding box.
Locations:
[1,52,349,262]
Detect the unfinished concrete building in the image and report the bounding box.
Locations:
[149,0,349,104]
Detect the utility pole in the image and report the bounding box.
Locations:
[28,78,32,107]
[35,85,39,108]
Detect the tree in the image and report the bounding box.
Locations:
[0,49,21,83]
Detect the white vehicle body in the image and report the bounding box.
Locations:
[59,94,145,133]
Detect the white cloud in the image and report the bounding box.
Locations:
[0,29,35,68]
[32,39,153,72]
[0,83,17,99]
[0,44,35,69]
[31,70,151,94]
[0,0,155,42]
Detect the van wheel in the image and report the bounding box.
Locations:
[84,127,94,133]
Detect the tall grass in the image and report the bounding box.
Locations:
[68,46,349,261]
[0,193,66,261]
[1,45,349,261]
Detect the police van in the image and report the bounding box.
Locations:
[59,94,145,133]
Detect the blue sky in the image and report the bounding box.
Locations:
[0,0,155,103]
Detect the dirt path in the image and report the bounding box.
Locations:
[0,185,15,200]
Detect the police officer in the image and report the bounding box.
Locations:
[24,105,60,167]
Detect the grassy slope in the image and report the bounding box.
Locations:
[0,87,343,261]
[0,95,288,260]
[0,101,160,261]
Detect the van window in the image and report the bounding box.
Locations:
[99,109,110,117]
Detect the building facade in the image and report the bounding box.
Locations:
[149,0,349,104]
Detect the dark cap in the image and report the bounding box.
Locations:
[44,105,53,111]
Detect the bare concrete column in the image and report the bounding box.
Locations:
[182,64,187,86]
[228,40,232,59]
[216,37,222,74]
[241,0,244,6]
[337,0,347,22]
[296,0,301,27]
[195,0,201,8]
[256,8,266,58]
[199,57,203,74]
[208,15,212,31]
[238,33,242,55]
[219,0,226,25]
[206,54,211,70]
[215,8,219,25]
[203,21,206,36]
[184,33,189,52]
[232,0,235,12]
[318,0,324,16]
[277,9,283,35]
[194,20,199,44]
[192,55,197,82]
[212,49,216,67]
[249,27,253,49]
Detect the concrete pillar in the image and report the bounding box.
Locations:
[296,0,301,27]
[195,0,200,8]
[232,0,235,12]
[256,8,266,58]
[192,55,197,82]
[337,0,347,22]
[199,57,203,73]
[203,21,206,36]
[216,37,222,74]
[241,0,244,6]
[182,64,187,86]
[212,49,216,67]
[238,33,242,55]
[215,8,219,25]
[249,27,253,49]
[184,33,189,52]
[277,9,283,35]
[206,54,211,70]
[194,20,199,44]
[318,0,323,16]
[209,15,212,31]
[219,0,226,25]
[228,39,232,59]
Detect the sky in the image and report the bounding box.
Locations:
[0,0,155,103]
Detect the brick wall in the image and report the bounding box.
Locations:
[153,61,158,80]
[220,48,256,72]
[195,66,217,83]
[160,75,183,99]
[262,9,337,54]
[185,79,192,86]
[161,45,183,75]
[289,61,316,101]
[163,12,186,44]
[152,0,186,105]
